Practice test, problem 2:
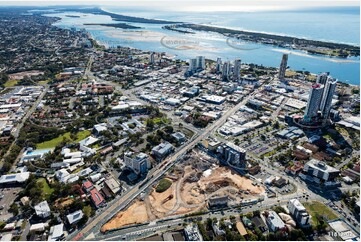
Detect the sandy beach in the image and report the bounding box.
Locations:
[272,48,359,64]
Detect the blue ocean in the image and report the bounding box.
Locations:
[45,6,360,85]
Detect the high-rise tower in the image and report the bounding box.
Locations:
[304,83,324,121]
[316,72,329,85]
[278,54,288,80]
[222,61,231,81]
[196,56,205,70]
[216,57,222,73]
[320,77,337,119]
[233,59,241,81]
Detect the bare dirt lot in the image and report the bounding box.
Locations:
[101,149,266,232]
[101,201,149,232]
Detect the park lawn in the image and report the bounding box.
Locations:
[4,79,19,87]
[306,74,317,81]
[285,70,298,77]
[38,79,50,85]
[36,130,91,149]
[153,117,169,124]
[37,178,54,199]
[304,201,338,224]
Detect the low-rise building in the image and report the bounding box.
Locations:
[93,123,108,136]
[151,142,174,160]
[89,188,106,208]
[212,221,225,236]
[34,201,51,218]
[29,222,48,232]
[82,180,94,193]
[0,172,30,185]
[252,216,268,232]
[208,196,228,208]
[184,224,203,241]
[48,223,65,241]
[172,132,186,143]
[265,210,286,232]
[67,210,84,225]
[104,177,121,196]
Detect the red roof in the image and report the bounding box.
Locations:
[83,180,93,190]
[312,83,321,88]
[89,188,105,207]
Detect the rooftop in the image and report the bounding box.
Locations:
[90,188,105,207]
[67,210,83,224]
[34,201,51,216]
[225,142,246,153]
[266,210,286,229]
[289,199,306,211]
[0,172,30,184]
[305,159,340,173]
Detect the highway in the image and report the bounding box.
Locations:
[90,191,314,241]
[68,87,261,240]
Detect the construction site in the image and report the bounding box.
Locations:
[101,149,266,232]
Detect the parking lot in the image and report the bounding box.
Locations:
[325,201,360,227]
[276,183,296,195]
[0,187,22,222]
[238,130,282,157]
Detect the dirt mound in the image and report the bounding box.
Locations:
[205,180,231,193]
[101,201,149,232]
[186,172,201,183]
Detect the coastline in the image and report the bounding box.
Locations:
[86,31,357,86]
[271,49,360,64]
[166,24,360,58]
[46,7,360,85]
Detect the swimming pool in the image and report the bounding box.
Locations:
[26,148,53,156]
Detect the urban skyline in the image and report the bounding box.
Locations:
[0,3,359,242]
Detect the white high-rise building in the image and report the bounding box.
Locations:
[196,56,205,70]
[216,57,222,73]
[233,59,241,80]
[320,76,337,119]
[304,83,324,120]
[149,52,155,64]
[222,61,231,81]
[316,72,329,85]
[278,54,288,80]
[188,58,197,72]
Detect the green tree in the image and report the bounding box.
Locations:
[146,119,154,131]
[9,203,19,216]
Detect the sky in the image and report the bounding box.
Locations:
[0,0,360,12]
